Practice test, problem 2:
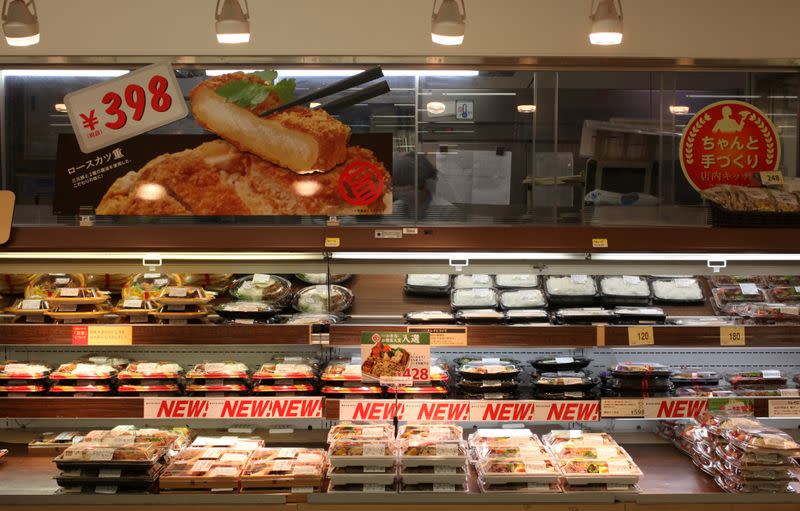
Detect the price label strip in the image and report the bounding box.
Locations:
[720,326,746,346]
[64,61,188,153]
[628,326,655,346]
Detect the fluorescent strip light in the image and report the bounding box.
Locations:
[384,70,478,77]
[686,94,760,99]
[2,69,128,77]
[768,95,798,99]
[276,69,362,77]
[442,92,516,96]
[205,69,263,76]
[591,253,800,262]
[0,252,324,261]
[329,252,584,261]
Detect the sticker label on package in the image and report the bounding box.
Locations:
[363,443,386,456]
[20,299,41,310]
[201,448,224,459]
[190,459,214,473]
[364,483,386,493]
[87,447,116,461]
[606,460,631,474]
[436,443,458,456]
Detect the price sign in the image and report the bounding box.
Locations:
[601,398,644,418]
[360,331,430,386]
[720,326,746,346]
[64,61,188,153]
[628,326,655,346]
[759,170,784,187]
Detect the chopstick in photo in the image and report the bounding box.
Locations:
[259,66,384,117]
[316,81,391,115]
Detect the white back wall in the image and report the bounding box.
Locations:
[0,0,797,60]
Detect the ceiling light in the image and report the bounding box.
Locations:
[589,0,623,46]
[426,101,446,114]
[431,0,465,46]
[2,69,128,77]
[215,0,250,44]
[517,104,536,113]
[669,105,690,115]
[2,0,39,47]
[309,102,321,109]
[54,103,67,113]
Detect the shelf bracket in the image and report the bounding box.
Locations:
[142,253,163,270]
[449,257,469,271]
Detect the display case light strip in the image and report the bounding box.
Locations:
[0,251,324,261]
[328,252,585,260]
[592,253,800,262]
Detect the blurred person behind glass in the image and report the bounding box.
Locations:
[392,152,461,222]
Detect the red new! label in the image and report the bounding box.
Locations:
[71,326,89,345]
[338,160,384,206]
[680,100,780,191]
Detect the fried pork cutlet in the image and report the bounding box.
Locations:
[95,140,391,216]
[190,73,350,174]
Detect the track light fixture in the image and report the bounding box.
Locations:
[589,0,623,46]
[216,0,250,44]
[431,0,465,46]
[2,0,39,47]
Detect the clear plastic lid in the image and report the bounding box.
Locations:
[599,276,650,297]
[451,288,498,308]
[398,424,462,441]
[321,359,363,381]
[293,284,353,314]
[230,274,292,304]
[400,440,466,457]
[0,360,51,379]
[180,273,233,292]
[50,361,117,380]
[328,423,395,443]
[453,274,495,289]
[118,361,183,379]
[560,458,638,475]
[121,273,181,300]
[534,372,598,387]
[727,371,786,386]
[651,278,704,302]
[495,274,539,288]
[186,361,249,379]
[297,273,351,285]
[406,274,451,288]
[763,275,800,287]
[58,443,162,463]
[723,426,800,453]
[549,445,629,461]
[161,448,253,478]
[611,362,672,377]
[500,289,546,309]
[545,275,598,297]
[329,440,396,457]
[458,360,520,378]
[25,273,86,299]
[478,458,558,476]
[253,357,318,379]
[542,431,616,447]
[455,308,505,321]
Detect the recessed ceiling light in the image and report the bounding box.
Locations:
[2,0,39,47]
[517,104,536,113]
[426,101,446,114]
[589,0,623,46]
[669,105,690,115]
[215,0,250,44]
[431,0,465,46]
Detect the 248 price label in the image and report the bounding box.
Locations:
[65,61,188,153]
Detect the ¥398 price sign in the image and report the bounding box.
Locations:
[64,62,188,153]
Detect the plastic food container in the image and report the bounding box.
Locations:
[763,276,800,287]
[453,274,494,289]
[674,387,733,398]
[117,383,181,395]
[534,373,599,391]
[458,379,518,393]
[544,275,598,306]
[230,274,292,305]
[458,360,520,380]
[404,274,451,296]
[151,286,213,307]
[727,371,787,387]
[296,273,351,285]
[768,286,800,304]
[404,311,455,324]
[651,278,704,304]
[499,289,546,309]
[463,391,519,400]
[400,465,467,485]
[329,483,397,493]
[542,431,616,447]
[553,308,615,325]
[49,384,112,396]
[670,368,720,387]
[321,359,362,382]
[604,377,672,393]
[329,424,395,443]
[0,384,46,396]
[46,304,111,322]
[712,286,769,309]
[214,301,277,321]
[46,287,109,306]
[186,361,249,380]
[610,362,672,379]
[118,361,183,380]
[479,480,561,493]
[504,309,550,324]
[159,447,254,490]
[559,458,642,485]
[399,440,467,465]
[599,276,651,306]
[531,357,592,373]
[328,466,396,486]
[328,440,396,467]
[253,358,318,380]
[613,307,667,325]
[399,482,468,493]
[112,299,156,322]
[535,390,597,400]
[0,361,50,379]
[283,313,342,325]
[25,274,86,299]
[451,288,498,309]
[121,273,181,301]
[715,474,799,493]
[251,384,317,396]
[293,285,353,314]
[709,275,763,287]
[722,426,800,453]
[455,308,505,323]
[495,274,539,289]
[398,424,462,441]
[548,444,628,461]
[50,361,117,380]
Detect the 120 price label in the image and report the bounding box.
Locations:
[65,61,188,153]
[628,326,655,346]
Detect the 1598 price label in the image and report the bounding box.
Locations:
[65,61,188,153]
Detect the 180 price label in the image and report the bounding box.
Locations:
[65,61,188,153]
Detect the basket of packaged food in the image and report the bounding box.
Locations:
[404,274,452,297]
[598,276,651,306]
[544,275,599,307]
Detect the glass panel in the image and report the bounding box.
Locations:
[2,66,797,228]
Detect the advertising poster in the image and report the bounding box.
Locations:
[54,69,393,216]
[360,331,430,386]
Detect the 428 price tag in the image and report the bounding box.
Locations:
[65,61,188,153]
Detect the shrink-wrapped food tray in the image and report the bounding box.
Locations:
[56,463,163,490]
[399,464,467,485]
[159,447,253,490]
[328,465,397,486]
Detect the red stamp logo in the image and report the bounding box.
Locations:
[680,100,780,191]
[338,160,384,206]
[371,333,381,342]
